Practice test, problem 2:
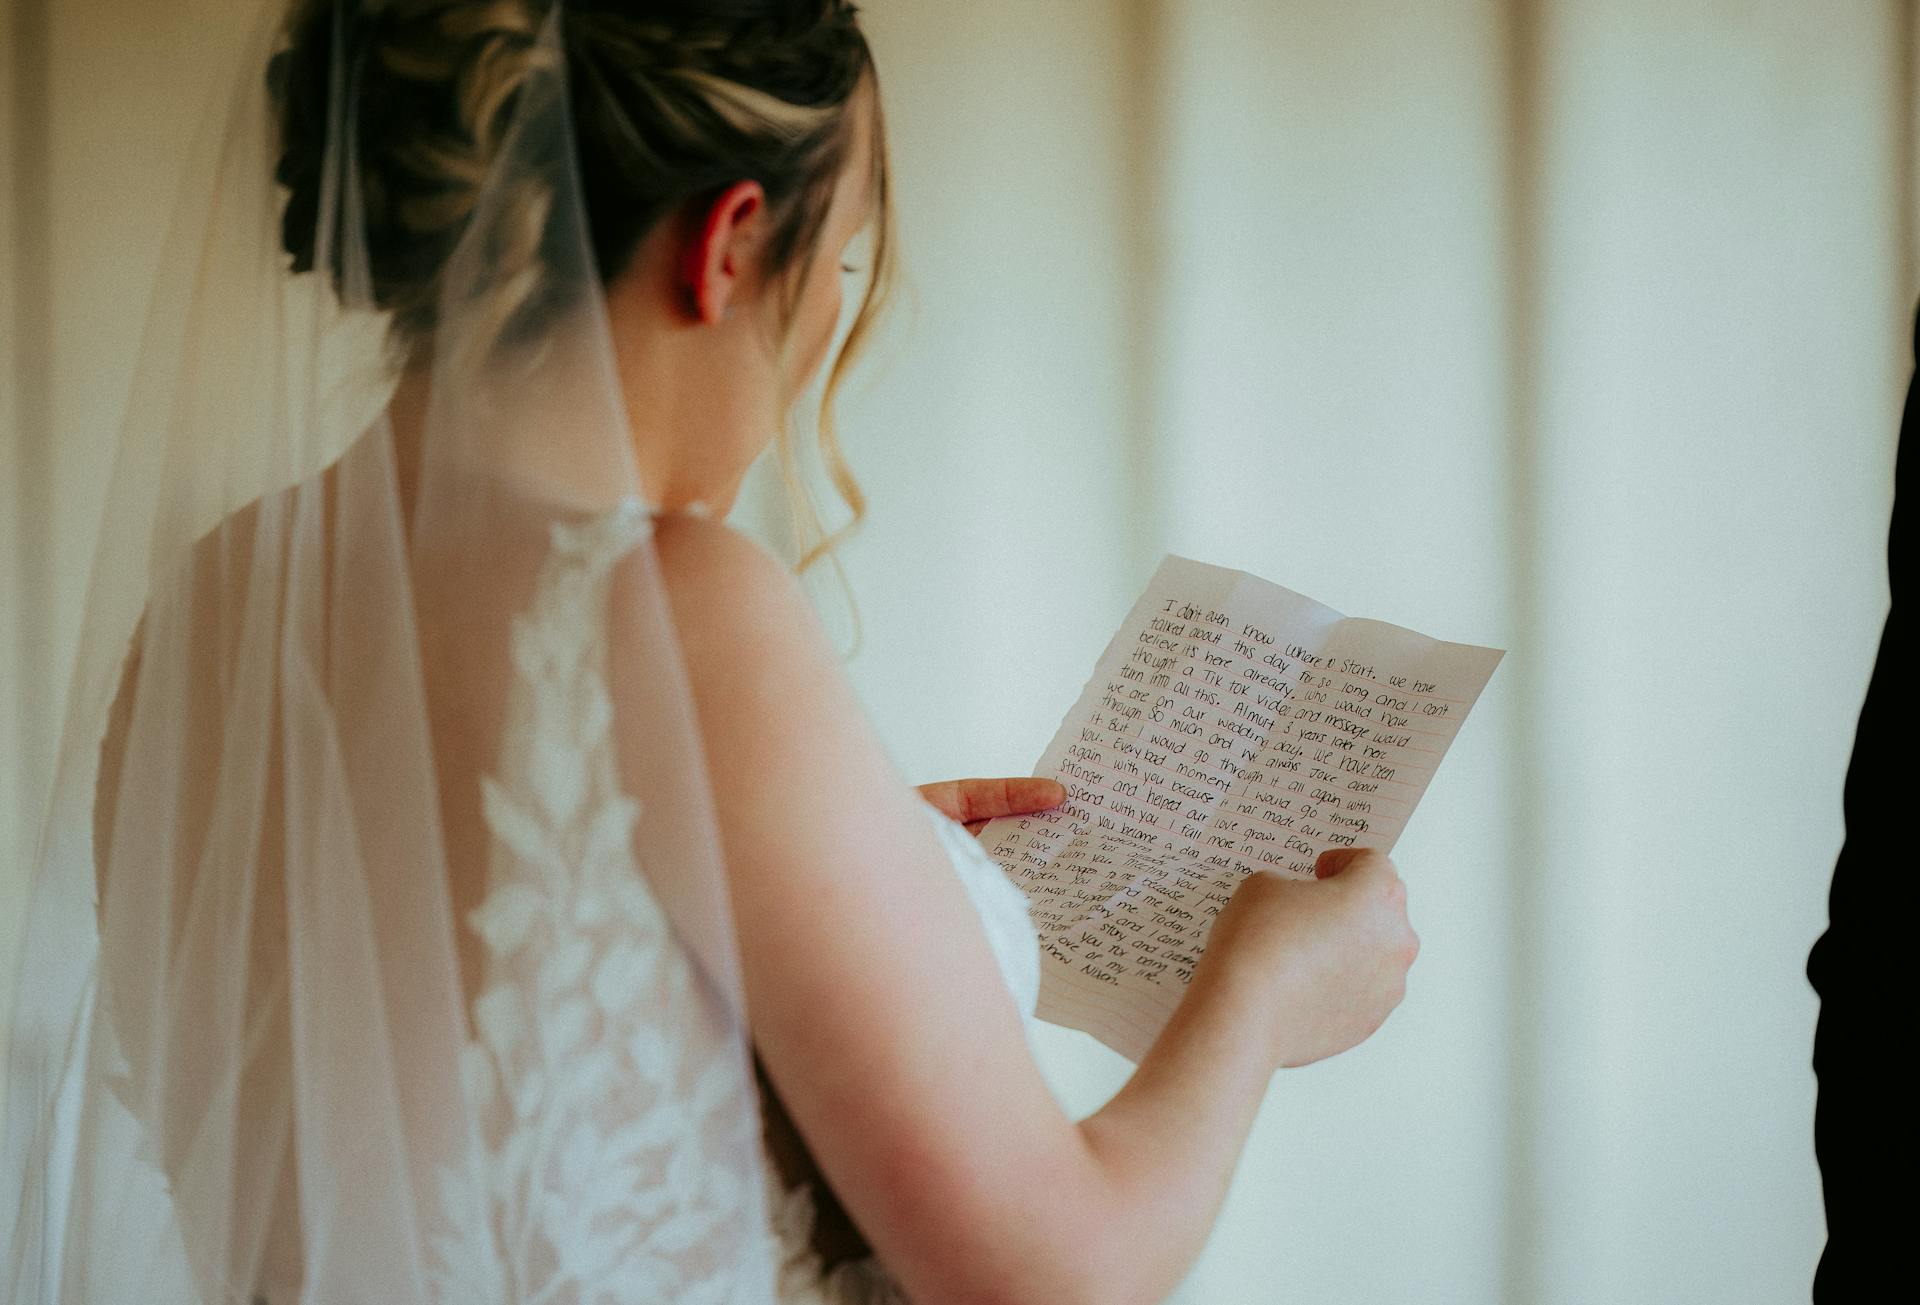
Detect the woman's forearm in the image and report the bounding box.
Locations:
[1068,959,1279,1304]
[1035,855,1411,1304]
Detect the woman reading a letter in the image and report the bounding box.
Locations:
[0,2,1418,1302]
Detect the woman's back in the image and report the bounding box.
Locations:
[91,434,1054,1303]
[91,441,782,1301]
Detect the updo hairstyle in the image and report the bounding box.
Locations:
[267,0,894,564]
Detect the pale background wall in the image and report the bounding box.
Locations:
[3,2,1907,1302]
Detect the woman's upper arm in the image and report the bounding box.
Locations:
[648,518,1109,1303]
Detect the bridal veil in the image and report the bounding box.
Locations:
[1,1,881,1298]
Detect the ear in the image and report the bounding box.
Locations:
[679,179,767,325]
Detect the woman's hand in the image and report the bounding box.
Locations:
[914,776,1066,836]
[1201,847,1419,1069]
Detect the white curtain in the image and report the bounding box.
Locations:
[6,2,1906,1301]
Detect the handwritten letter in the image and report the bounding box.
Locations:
[979,556,1503,1062]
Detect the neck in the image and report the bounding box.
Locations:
[383,296,778,523]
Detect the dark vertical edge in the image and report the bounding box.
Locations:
[1497,0,1548,1301]
[11,0,54,828]
[1117,0,1170,576]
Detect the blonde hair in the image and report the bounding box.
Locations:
[269,0,896,570]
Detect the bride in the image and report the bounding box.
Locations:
[0,1,1418,1301]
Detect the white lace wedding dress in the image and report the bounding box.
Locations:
[88,491,1041,1305]
[445,500,1044,1305]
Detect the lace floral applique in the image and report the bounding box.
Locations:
[428,501,771,1305]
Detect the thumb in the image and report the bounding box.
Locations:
[1313,847,1369,880]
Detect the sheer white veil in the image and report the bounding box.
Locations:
[0,1,822,1299]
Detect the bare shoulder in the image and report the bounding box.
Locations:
[642,512,848,719]
[634,511,887,888]
[647,512,818,641]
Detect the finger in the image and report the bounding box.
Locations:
[919,777,1066,826]
[1313,846,1371,880]
[914,779,981,822]
[979,776,1067,821]
[915,781,963,821]
[964,819,989,838]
